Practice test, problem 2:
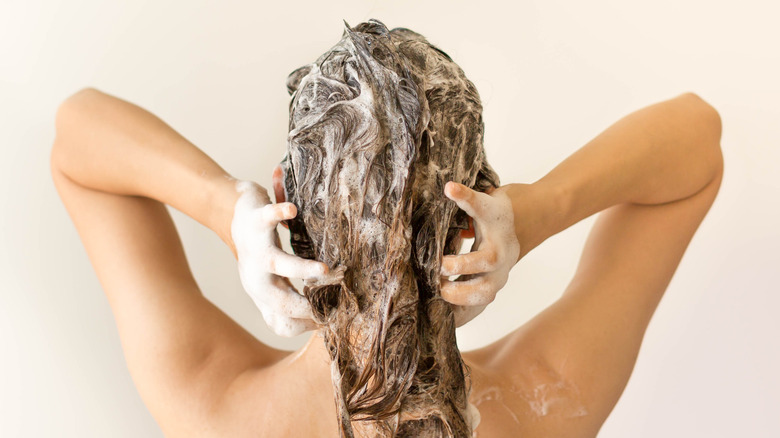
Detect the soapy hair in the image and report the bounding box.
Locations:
[280,19,499,437]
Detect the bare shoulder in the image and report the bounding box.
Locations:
[51,150,288,435]
[464,345,599,438]
[198,349,340,438]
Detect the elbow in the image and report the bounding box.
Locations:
[679,92,722,143]
[679,92,724,180]
[54,87,102,134]
[52,87,102,178]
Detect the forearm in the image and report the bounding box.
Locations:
[51,87,239,253]
[511,92,723,258]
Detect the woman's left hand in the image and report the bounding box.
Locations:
[231,179,328,337]
[440,182,521,327]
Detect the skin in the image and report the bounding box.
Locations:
[51,88,723,437]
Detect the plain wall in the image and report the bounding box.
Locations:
[1,0,778,436]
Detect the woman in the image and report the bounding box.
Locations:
[51,48,722,438]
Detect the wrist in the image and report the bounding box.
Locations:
[206,173,242,258]
[506,181,569,260]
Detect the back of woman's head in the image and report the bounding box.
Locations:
[280,19,498,437]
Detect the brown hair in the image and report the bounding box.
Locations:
[280,19,498,437]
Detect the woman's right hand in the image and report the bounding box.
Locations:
[441,182,521,326]
[441,181,558,326]
[230,179,328,337]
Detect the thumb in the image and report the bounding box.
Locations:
[272,165,290,229]
[444,181,487,219]
[272,164,286,204]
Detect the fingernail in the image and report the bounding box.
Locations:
[445,181,458,197]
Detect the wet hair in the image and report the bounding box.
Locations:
[280,19,499,437]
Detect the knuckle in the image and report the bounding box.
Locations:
[468,286,492,305]
[440,283,457,301]
[445,258,461,275]
[258,203,273,216]
[486,286,499,303]
[447,258,462,275]
[264,256,277,273]
[483,250,499,269]
[262,204,278,222]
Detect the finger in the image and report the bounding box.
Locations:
[261,310,317,337]
[444,182,489,219]
[440,277,496,306]
[273,316,318,337]
[272,164,287,204]
[251,283,314,319]
[441,249,497,277]
[259,202,297,227]
[268,247,328,279]
[272,166,290,229]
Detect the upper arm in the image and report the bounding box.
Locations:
[551,164,722,409]
[50,132,283,433]
[470,97,723,434]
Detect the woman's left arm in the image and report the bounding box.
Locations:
[50,88,298,433]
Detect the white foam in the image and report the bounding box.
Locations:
[231,180,322,336]
[443,186,520,308]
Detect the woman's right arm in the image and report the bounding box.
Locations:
[456,93,723,434]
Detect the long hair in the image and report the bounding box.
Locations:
[280,19,498,437]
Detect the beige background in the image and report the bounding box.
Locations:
[2,0,778,436]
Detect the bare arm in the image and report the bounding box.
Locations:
[515,92,723,260]
[51,87,240,252]
[466,92,723,435]
[50,88,309,433]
